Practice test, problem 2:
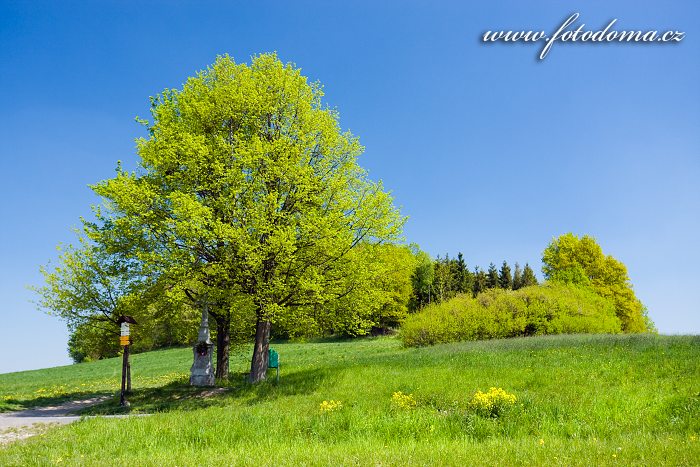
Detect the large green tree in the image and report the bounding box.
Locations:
[542,233,652,332]
[91,54,404,382]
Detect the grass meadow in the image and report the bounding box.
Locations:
[0,334,698,465]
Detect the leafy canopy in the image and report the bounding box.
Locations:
[90,53,404,356]
[542,233,652,333]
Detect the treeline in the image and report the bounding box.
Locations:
[410,253,538,310]
[60,244,539,361]
[402,233,656,347]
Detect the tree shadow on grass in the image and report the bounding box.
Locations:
[231,367,335,406]
[1,392,114,413]
[77,366,334,415]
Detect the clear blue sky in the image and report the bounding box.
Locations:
[1,1,698,374]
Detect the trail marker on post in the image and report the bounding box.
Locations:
[117,315,137,407]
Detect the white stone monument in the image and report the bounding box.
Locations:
[190,305,215,386]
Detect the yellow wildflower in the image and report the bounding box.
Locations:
[391,391,417,410]
[319,400,342,413]
[469,387,517,417]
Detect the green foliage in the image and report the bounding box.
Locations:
[498,261,512,289]
[521,263,538,288]
[542,233,651,333]
[401,283,621,347]
[486,263,499,289]
[294,244,418,337]
[1,335,699,465]
[472,267,487,297]
[67,322,119,363]
[454,253,474,295]
[409,247,434,310]
[512,262,523,290]
[35,237,202,362]
[34,238,145,332]
[432,255,453,303]
[48,53,404,379]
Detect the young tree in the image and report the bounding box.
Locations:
[410,247,434,310]
[432,255,452,303]
[91,54,404,382]
[472,266,487,297]
[454,252,474,295]
[35,237,147,342]
[498,261,513,289]
[486,263,499,289]
[35,235,199,362]
[512,262,523,290]
[521,263,538,288]
[542,233,650,332]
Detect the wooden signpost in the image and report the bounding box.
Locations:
[117,315,137,407]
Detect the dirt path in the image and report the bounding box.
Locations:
[0,396,133,445]
[0,396,110,429]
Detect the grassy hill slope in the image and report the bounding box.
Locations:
[1,334,698,465]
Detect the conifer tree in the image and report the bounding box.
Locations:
[486,263,499,289]
[454,253,465,293]
[473,266,487,297]
[498,260,513,289]
[521,263,538,287]
[512,262,523,290]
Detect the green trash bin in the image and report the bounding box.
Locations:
[268,349,279,382]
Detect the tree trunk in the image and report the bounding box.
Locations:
[249,318,271,383]
[215,317,230,380]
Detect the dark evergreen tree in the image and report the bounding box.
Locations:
[486,262,499,289]
[512,262,523,290]
[473,266,487,297]
[453,252,474,295]
[521,263,538,287]
[409,248,434,310]
[498,261,513,289]
[454,253,466,294]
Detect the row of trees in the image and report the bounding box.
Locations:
[410,253,538,309]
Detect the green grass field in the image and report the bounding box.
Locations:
[1,334,698,465]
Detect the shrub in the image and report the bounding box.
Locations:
[401,283,621,347]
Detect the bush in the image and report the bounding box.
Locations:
[401,283,621,347]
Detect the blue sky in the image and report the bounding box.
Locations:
[0,1,698,373]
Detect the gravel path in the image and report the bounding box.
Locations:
[0,396,110,430]
[0,396,144,445]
